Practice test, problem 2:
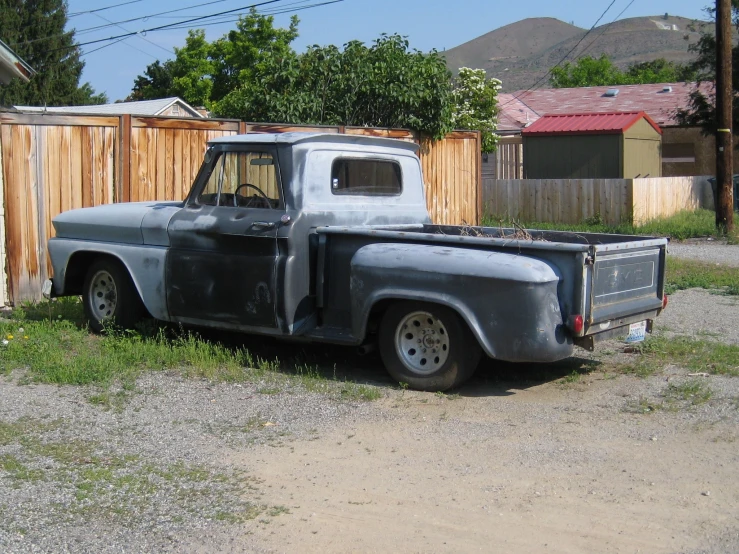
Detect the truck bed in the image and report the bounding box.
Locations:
[316,223,667,342]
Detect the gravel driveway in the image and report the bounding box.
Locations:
[0,244,737,554]
[668,238,739,267]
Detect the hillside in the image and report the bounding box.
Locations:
[443,15,711,92]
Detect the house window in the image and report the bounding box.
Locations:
[331,158,402,196]
[663,143,695,163]
[171,104,181,116]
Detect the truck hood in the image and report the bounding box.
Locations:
[52,201,183,246]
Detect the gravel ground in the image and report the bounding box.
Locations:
[0,243,737,553]
[668,238,739,267]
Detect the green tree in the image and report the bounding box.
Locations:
[676,2,739,132]
[625,59,696,83]
[132,15,456,139]
[0,0,106,106]
[130,9,299,108]
[129,60,174,101]
[450,67,500,153]
[550,55,622,88]
[209,10,299,102]
[550,54,696,88]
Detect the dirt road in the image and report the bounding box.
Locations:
[1,288,738,553]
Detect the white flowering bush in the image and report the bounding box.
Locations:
[451,67,501,153]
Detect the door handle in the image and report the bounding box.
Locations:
[252,221,276,230]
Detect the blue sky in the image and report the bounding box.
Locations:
[66,0,709,102]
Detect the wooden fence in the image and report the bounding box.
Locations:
[0,112,480,305]
[493,136,523,179]
[483,176,709,226]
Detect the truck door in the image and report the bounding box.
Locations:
[166,146,285,329]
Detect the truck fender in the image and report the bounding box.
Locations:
[47,238,170,321]
[349,243,574,363]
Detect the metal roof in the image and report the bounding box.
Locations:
[14,97,204,117]
[498,82,713,132]
[208,132,420,151]
[521,111,662,136]
[0,38,35,84]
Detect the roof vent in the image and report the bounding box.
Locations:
[604,88,620,97]
[662,86,673,93]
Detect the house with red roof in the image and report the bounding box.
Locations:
[495,82,720,178]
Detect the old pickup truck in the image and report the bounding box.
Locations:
[45,133,668,390]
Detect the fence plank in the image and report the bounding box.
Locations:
[2,115,480,303]
[483,176,708,225]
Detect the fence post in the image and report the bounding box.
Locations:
[118,115,131,203]
[627,178,636,225]
[239,121,248,135]
[476,130,482,224]
[0,125,7,307]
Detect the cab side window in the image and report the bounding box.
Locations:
[198,151,281,209]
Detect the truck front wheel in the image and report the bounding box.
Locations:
[83,259,144,333]
[378,302,481,391]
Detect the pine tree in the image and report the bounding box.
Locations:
[0,0,106,106]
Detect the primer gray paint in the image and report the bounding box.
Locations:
[47,133,668,365]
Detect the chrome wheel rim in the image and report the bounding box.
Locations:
[89,270,117,322]
[395,311,450,375]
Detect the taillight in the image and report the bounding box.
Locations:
[570,314,584,335]
[662,295,668,310]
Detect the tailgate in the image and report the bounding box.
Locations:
[589,241,666,325]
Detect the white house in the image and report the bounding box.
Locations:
[15,96,206,118]
[0,38,34,85]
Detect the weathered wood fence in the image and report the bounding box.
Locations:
[0,112,480,305]
[483,176,709,226]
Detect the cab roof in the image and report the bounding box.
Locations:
[207,132,420,152]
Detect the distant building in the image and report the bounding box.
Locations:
[495,82,721,178]
[521,111,662,179]
[0,38,35,85]
[14,96,205,118]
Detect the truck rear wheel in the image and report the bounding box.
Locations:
[379,301,481,391]
[83,259,143,333]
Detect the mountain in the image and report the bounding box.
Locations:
[443,15,710,92]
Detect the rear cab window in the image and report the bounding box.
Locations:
[331,158,402,196]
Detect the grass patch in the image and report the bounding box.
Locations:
[1,298,383,404]
[0,417,285,529]
[620,335,739,377]
[482,209,724,240]
[623,380,714,414]
[664,380,713,406]
[665,258,739,295]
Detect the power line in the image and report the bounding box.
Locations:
[144,0,317,19]
[93,13,175,57]
[16,0,280,46]
[576,0,637,60]
[81,36,129,57]
[163,0,344,31]
[44,0,290,53]
[73,0,242,36]
[69,0,146,18]
[500,0,618,108]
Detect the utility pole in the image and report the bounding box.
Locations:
[715,0,734,232]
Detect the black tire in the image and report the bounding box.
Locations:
[82,258,144,333]
[378,301,482,392]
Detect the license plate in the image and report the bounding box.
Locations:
[625,321,647,343]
